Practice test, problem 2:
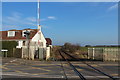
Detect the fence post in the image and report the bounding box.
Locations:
[93,48,95,60]
[88,48,90,59]
[118,47,120,61]
[30,46,34,60]
[22,47,24,58]
[13,48,15,57]
[102,48,105,61]
[46,47,50,60]
[39,48,44,60]
[5,51,7,57]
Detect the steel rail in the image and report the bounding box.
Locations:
[59,51,86,80]
[62,51,117,80]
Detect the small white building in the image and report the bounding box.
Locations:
[31,26,46,48]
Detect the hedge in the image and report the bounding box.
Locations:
[1,41,18,57]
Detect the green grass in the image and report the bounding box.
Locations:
[80,47,119,52]
[80,47,88,52]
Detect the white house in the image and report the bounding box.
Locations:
[1,26,52,48]
[0,26,52,60]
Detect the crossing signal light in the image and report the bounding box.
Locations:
[24,31,30,35]
[24,31,30,38]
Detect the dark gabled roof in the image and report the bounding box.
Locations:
[45,38,52,45]
[0,29,38,40]
[0,29,52,45]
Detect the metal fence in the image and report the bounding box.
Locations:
[104,48,119,61]
[88,48,119,61]
[13,48,22,58]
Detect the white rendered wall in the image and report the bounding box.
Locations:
[40,32,46,48]
[31,30,46,48]
[16,40,23,48]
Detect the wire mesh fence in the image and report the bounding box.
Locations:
[104,48,119,61]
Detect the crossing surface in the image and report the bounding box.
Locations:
[1,58,120,80]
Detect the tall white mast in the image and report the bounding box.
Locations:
[37,0,41,31]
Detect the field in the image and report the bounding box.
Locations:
[80,46,119,52]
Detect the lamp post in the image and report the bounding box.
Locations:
[24,30,30,59]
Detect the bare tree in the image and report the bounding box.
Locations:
[62,42,80,53]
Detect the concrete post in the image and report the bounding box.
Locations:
[46,47,50,60]
[88,48,90,59]
[39,48,44,60]
[5,51,7,57]
[103,48,105,61]
[22,48,23,58]
[30,46,34,60]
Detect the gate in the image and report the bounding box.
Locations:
[22,46,46,60]
[13,48,22,58]
[38,48,45,60]
[104,48,119,61]
[88,48,119,61]
[88,48,103,60]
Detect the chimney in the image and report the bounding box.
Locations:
[38,25,41,31]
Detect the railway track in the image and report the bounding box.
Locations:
[59,50,118,80]
[59,50,86,80]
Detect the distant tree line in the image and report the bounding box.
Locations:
[85,45,120,47]
[61,42,80,53]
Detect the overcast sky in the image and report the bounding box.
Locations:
[2,2,118,46]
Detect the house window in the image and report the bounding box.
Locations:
[8,31,15,37]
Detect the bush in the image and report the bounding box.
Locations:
[1,41,18,57]
[62,42,80,53]
[51,46,61,60]
[85,45,92,47]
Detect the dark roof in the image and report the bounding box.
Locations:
[0,29,52,45]
[45,38,52,45]
[0,29,38,40]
